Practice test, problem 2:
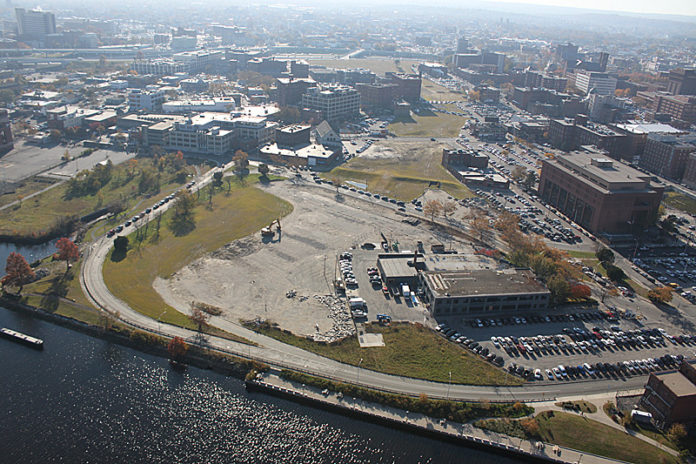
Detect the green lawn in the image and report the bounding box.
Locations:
[535,411,678,464]
[102,176,292,340]
[663,191,696,216]
[0,157,198,237]
[244,321,521,386]
[420,79,465,102]
[324,141,473,201]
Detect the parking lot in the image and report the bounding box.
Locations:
[434,309,696,383]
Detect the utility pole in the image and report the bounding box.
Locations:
[447,371,452,400]
[357,358,363,384]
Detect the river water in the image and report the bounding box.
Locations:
[0,241,56,270]
[0,308,520,464]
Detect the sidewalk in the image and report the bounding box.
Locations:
[257,372,632,464]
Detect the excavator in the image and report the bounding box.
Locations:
[261,218,282,237]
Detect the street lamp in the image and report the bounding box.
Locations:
[447,371,452,400]
[157,310,166,333]
[357,358,363,384]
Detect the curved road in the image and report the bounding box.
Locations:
[80,169,651,403]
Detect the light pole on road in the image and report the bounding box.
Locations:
[357,358,363,384]
[157,310,166,333]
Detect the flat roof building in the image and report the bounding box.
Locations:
[538,152,664,235]
[301,85,360,123]
[419,269,549,317]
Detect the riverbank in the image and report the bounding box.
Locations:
[247,373,627,464]
[0,295,266,380]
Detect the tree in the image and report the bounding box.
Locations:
[56,237,79,273]
[667,423,687,448]
[233,150,249,178]
[213,170,223,187]
[605,264,626,283]
[0,89,15,105]
[470,216,491,241]
[114,235,129,253]
[647,286,673,303]
[277,106,302,124]
[547,274,570,304]
[522,171,537,191]
[1,252,35,294]
[167,336,188,364]
[570,283,592,300]
[596,247,615,264]
[258,163,270,179]
[423,199,443,221]
[442,200,457,218]
[190,304,209,332]
[169,189,196,235]
[511,166,526,183]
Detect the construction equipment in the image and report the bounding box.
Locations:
[261,218,281,237]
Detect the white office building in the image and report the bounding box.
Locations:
[128,88,166,112]
[574,71,617,96]
[301,85,360,122]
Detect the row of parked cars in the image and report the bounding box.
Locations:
[435,323,505,367]
[339,252,357,287]
[512,354,687,381]
[468,310,610,328]
[106,192,179,237]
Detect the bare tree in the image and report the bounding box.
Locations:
[442,200,457,218]
[423,200,443,221]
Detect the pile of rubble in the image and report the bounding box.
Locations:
[311,294,355,343]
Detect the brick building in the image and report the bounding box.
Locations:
[653,95,696,124]
[666,68,696,96]
[538,152,663,235]
[276,77,314,107]
[385,73,422,102]
[275,125,310,147]
[355,83,397,110]
[684,154,696,190]
[0,109,13,153]
[640,362,696,427]
[548,117,627,159]
[639,133,696,182]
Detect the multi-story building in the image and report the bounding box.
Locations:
[128,88,165,112]
[574,71,617,96]
[666,69,696,96]
[640,362,696,427]
[385,73,422,102]
[0,109,13,153]
[538,152,664,235]
[301,85,360,123]
[612,122,685,160]
[683,154,696,190]
[654,95,696,124]
[275,125,310,147]
[247,57,287,77]
[15,8,55,40]
[276,77,314,107]
[639,133,696,181]
[548,117,627,158]
[355,83,397,110]
[131,51,223,76]
[46,106,100,130]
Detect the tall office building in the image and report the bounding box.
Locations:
[15,8,55,40]
[574,71,617,96]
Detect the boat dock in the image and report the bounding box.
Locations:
[0,327,44,349]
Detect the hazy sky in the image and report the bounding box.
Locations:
[493,0,696,16]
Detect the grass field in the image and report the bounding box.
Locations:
[0,176,59,208]
[420,79,465,102]
[535,411,678,464]
[663,191,696,216]
[324,141,473,201]
[388,111,467,138]
[102,176,292,339]
[0,157,197,237]
[244,321,521,386]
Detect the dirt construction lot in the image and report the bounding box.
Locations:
[155,181,485,340]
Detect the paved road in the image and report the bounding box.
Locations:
[80,172,654,403]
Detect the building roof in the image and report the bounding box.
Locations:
[259,142,334,160]
[422,269,548,298]
[614,122,684,135]
[377,255,420,280]
[314,120,336,139]
[547,152,657,193]
[655,371,696,398]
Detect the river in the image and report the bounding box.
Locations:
[0,307,523,464]
[0,241,56,270]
